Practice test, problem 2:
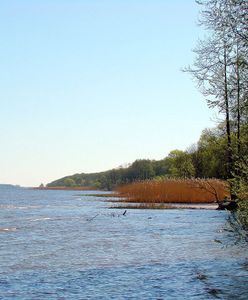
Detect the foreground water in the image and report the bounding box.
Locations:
[0,186,248,299]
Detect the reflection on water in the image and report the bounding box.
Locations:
[0,187,247,299]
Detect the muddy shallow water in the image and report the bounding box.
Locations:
[0,186,247,299]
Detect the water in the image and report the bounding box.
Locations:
[0,186,248,299]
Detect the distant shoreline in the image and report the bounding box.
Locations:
[33,186,97,191]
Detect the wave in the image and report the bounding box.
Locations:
[31,217,52,222]
[0,227,17,232]
[0,205,44,210]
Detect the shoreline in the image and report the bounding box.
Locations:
[32,188,229,210]
[110,203,219,210]
[33,186,97,191]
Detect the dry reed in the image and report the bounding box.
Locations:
[115,178,230,204]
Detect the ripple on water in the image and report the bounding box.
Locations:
[0,187,248,299]
[1,261,248,299]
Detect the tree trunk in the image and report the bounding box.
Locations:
[236,43,241,155]
[223,44,232,177]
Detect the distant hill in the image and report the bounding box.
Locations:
[47,128,235,191]
[47,158,170,191]
[0,184,21,189]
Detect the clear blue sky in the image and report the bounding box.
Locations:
[0,0,215,186]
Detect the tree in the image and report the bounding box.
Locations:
[184,0,248,176]
[196,0,248,44]
[167,150,195,178]
[152,159,170,177]
[64,178,76,187]
[184,34,234,175]
[194,128,228,178]
[193,0,248,159]
[128,160,155,181]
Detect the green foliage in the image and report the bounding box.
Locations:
[231,155,248,199]
[128,160,155,180]
[167,150,195,178]
[237,200,248,230]
[152,159,170,176]
[193,128,228,178]
[64,178,76,187]
[228,155,248,232]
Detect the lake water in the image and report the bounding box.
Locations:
[0,186,248,299]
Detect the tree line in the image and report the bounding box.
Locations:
[47,122,246,190]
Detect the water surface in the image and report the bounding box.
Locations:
[0,186,247,299]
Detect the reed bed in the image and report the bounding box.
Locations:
[115,178,230,204]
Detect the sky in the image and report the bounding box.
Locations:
[0,0,216,187]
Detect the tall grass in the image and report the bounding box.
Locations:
[115,178,230,204]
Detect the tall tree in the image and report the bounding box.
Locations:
[184,0,248,176]
[184,34,233,175]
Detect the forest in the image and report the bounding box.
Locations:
[47,122,248,192]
